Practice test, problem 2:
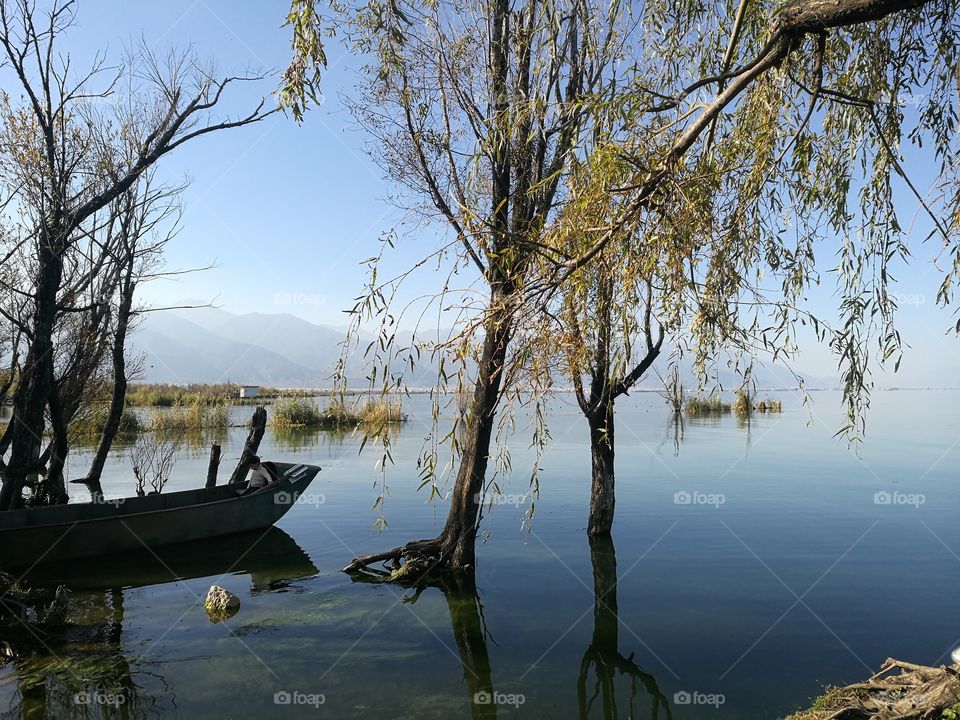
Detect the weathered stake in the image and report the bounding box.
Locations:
[228,407,267,484]
[205,443,221,488]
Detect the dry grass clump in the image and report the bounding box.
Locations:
[685,395,731,416]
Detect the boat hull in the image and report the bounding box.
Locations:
[0,462,320,569]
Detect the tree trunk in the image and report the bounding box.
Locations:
[587,398,616,536]
[84,277,135,497]
[0,346,17,406]
[36,392,69,505]
[1,247,63,510]
[344,298,514,575]
[229,406,267,484]
[206,443,222,488]
[435,304,512,569]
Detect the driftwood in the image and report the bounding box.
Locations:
[205,443,221,488]
[228,406,267,485]
[786,658,960,719]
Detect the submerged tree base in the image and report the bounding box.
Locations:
[343,535,471,585]
[786,658,960,720]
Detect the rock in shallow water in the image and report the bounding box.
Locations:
[204,585,240,623]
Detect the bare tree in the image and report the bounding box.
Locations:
[81,172,184,499]
[0,0,275,509]
[130,432,180,496]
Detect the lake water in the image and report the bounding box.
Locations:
[1,389,958,719]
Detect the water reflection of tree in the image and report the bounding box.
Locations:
[4,528,318,719]
[441,576,496,720]
[350,569,497,719]
[659,414,684,457]
[350,537,671,719]
[2,588,165,719]
[578,536,671,720]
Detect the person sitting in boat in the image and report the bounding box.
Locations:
[246,456,276,490]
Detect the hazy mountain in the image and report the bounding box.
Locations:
[130,308,440,387]
[131,312,321,386]
[162,308,345,371]
[130,308,837,389]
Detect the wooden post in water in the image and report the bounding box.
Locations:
[228,406,267,484]
[205,443,221,488]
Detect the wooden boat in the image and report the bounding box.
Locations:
[0,461,320,569]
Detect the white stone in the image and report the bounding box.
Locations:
[204,585,240,621]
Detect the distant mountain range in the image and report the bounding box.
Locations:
[131,308,393,387]
[130,307,837,389]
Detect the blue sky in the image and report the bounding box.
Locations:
[29,1,960,387]
[62,0,406,328]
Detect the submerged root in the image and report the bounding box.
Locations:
[786,658,960,719]
[342,537,454,586]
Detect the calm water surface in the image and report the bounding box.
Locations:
[1,390,958,719]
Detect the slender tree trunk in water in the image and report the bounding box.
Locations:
[37,393,69,505]
[587,399,615,536]
[344,297,514,574]
[583,273,616,537]
[438,301,513,569]
[579,277,662,536]
[84,279,135,499]
[0,247,64,510]
[206,443,222,488]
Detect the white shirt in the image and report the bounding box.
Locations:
[247,465,273,489]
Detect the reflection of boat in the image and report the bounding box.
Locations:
[0,462,320,569]
[3,527,318,720]
[21,526,319,591]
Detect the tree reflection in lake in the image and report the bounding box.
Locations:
[2,586,162,719]
[442,575,496,720]
[348,565,498,719]
[3,528,318,719]
[349,536,670,720]
[660,414,684,457]
[578,536,671,720]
